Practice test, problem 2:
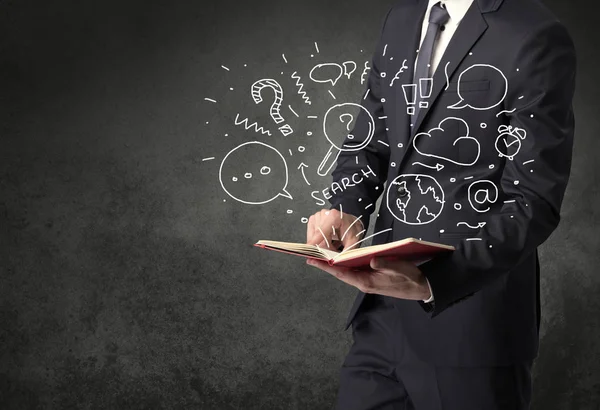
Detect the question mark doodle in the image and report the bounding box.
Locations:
[251,79,294,136]
[339,113,355,140]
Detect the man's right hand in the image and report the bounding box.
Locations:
[306,209,365,251]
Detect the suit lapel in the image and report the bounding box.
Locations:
[392,0,429,141]
[409,2,489,139]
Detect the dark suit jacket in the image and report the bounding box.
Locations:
[329,0,576,366]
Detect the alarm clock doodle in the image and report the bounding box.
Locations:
[495,125,527,161]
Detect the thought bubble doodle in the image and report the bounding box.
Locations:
[412,117,480,166]
[310,63,344,87]
[219,141,293,205]
[447,64,508,111]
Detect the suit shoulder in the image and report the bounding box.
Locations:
[494,0,571,40]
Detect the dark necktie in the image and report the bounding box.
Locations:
[413,2,450,120]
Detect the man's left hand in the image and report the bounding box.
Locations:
[306,257,431,301]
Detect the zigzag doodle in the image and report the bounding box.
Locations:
[234,113,272,136]
[290,72,311,105]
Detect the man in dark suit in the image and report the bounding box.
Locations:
[305,0,576,408]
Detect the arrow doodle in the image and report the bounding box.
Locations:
[412,162,444,171]
[298,162,311,186]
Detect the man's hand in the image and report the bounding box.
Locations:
[306,209,365,251]
[306,257,432,301]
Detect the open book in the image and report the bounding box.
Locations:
[254,237,455,268]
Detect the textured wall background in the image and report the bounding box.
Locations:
[1,0,598,408]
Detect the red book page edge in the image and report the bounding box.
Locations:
[253,243,331,263]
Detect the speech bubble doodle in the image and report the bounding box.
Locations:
[342,61,357,79]
[219,141,293,205]
[447,64,508,111]
[412,117,481,166]
[309,63,344,87]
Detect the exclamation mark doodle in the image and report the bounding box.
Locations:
[402,84,417,115]
[418,78,433,109]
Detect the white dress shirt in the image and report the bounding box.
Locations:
[415,0,474,303]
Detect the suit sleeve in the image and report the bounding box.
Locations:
[418,21,577,317]
[327,8,394,233]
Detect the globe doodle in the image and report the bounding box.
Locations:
[386,174,445,225]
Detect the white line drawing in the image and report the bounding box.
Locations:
[343,61,357,79]
[457,221,486,229]
[282,54,288,63]
[503,199,516,203]
[361,61,371,85]
[496,108,516,117]
[289,105,300,117]
[219,141,293,205]
[379,116,388,119]
[318,103,375,176]
[307,115,318,119]
[234,113,272,136]
[356,229,366,238]
[402,84,417,115]
[390,59,409,87]
[377,140,389,147]
[204,98,217,103]
[341,215,363,241]
[301,217,309,223]
[291,72,312,105]
[328,90,337,99]
[315,42,320,53]
[251,79,294,136]
[383,44,388,56]
[447,64,508,111]
[386,174,445,226]
[365,203,373,209]
[339,228,393,254]
[412,117,481,166]
[317,227,330,248]
[417,78,434,108]
[412,162,444,171]
[202,157,215,161]
[468,180,499,213]
[355,156,359,164]
[221,65,230,71]
[518,96,524,100]
[288,149,293,156]
[363,89,371,100]
[464,176,474,180]
[309,63,344,86]
[495,125,527,161]
[298,162,311,186]
[287,210,293,214]
[298,146,306,152]
[481,123,488,128]
[523,159,534,165]
[454,203,462,210]
[444,62,451,90]
[466,238,482,241]
[340,205,343,219]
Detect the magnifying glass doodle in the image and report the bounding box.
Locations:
[317,103,375,176]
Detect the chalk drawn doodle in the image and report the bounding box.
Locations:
[291,71,312,105]
[219,141,293,205]
[317,103,375,177]
[386,174,445,225]
[343,61,357,79]
[234,113,272,136]
[457,221,487,229]
[413,117,481,166]
[309,63,343,87]
[412,162,444,172]
[443,61,451,90]
[402,84,417,115]
[361,61,370,85]
[467,180,499,213]
[298,162,311,186]
[448,64,508,111]
[390,59,409,87]
[495,125,527,160]
[416,78,434,109]
[251,79,294,136]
